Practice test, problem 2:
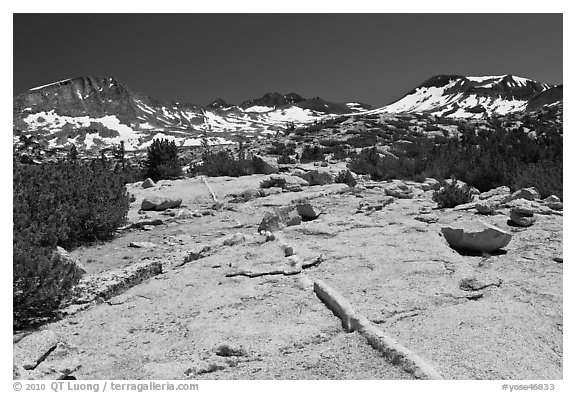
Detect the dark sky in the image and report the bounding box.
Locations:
[13,14,562,107]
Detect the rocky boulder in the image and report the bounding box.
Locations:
[252,155,279,175]
[479,186,510,200]
[228,188,262,203]
[504,187,541,203]
[222,233,248,246]
[384,182,414,199]
[259,187,283,197]
[141,195,183,211]
[544,195,563,211]
[509,199,536,227]
[260,174,309,192]
[441,223,513,253]
[295,201,322,220]
[50,246,87,278]
[421,178,441,191]
[258,206,302,232]
[296,170,334,186]
[334,169,357,187]
[142,178,156,188]
[475,200,500,215]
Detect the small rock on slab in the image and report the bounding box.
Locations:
[214,344,248,357]
[142,178,156,188]
[222,233,247,246]
[295,202,321,219]
[258,206,302,232]
[544,195,563,211]
[459,277,502,291]
[414,215,439,224]
[504,187,541,203]
[296,169,334,186]
[479,186,510,200]
[420,178,441,191]
[475,200,499,215]
[128,241,156,248]
[141,195,182,211]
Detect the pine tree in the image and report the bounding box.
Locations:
[112,140,125,169]
[145,138,183,181]
[67,144,78,161]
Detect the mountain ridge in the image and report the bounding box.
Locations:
[13,74,562,152]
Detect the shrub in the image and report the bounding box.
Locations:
[145,138,183,181]
[331,144,348,160]
[432,177,474,208]
[300,144,326,162]
[268,141,296,156]
[334,169,357,187]
[346,134,378,148]
[277,151,296,164]
[347,147,384,178]
[192,147,254,177]
[13,160,130,328]
[347,147,411,180]
[511,161,562,200]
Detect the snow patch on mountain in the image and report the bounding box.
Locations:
[23,111,142,149]
[242,105,274,113]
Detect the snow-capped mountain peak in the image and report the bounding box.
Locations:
[13,76,371,152]
[371,74,556,119]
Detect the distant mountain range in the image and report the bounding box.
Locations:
[13,74,562,152]
[370,74,561,118]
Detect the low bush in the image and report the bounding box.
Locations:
[13,160,130,328]
[334,169,357,187]
[300,144,326,162]
[192,147,255,177]
[277,151,296,164]
[267,141,296,156]
[511,161,563,200]
[432,177,474,208]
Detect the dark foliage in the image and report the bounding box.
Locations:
[300,144,326,162]
[334,169,357,187]
[277,151,296,164]
[432,177,474,208]
[145,138,183,181]
[347,116,562,198]
[13,160,130,328]
[331,144,349,160]
[191,144,255,177]
[267,141,296,156]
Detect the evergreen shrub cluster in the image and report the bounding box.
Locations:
[191,143,255,177]
[13,160,130,328]
[300,144,326,162]
[347,119,562,198]
[145,138,183,181]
